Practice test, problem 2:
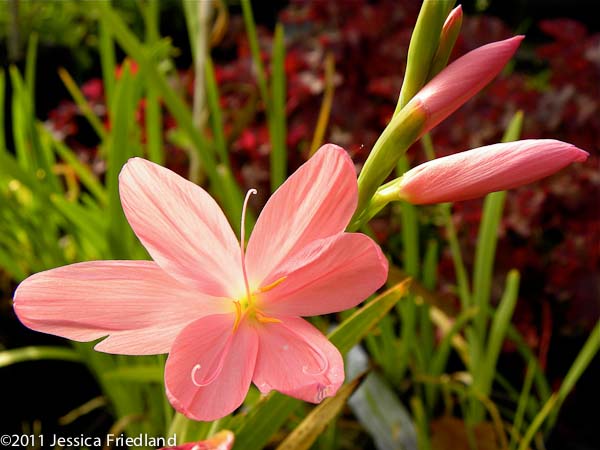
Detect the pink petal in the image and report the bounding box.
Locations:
[253,317,344,403]
[397,139,589,204]
[13,261,227,355]
[259,233,388,316]
[119,158,244,298]
[161,431,234,450]
[165,315,258,421]
[410,36,523,134]
[245,145,358,287]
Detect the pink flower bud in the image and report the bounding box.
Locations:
[397,140,589,204]
[409,35,524,134]
[443,5,463,32]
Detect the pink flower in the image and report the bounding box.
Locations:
[161,430,234,450]
[408,35,524,134]
[395,139,589,204]
[13,144,388,421]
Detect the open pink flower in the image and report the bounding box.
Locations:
[13,144,388,421]
[396,139,589,204]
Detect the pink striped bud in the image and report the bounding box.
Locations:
[396,140,589,204]
[408,35,524,134]
[428,5,464,79]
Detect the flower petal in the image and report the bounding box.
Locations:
[259,233,388,316]
[119,158,244,297]
[160,431,235,450]
[13,261,227,355]
[165,315,258,421]
[245,144,358,287]
[253,317,344,403]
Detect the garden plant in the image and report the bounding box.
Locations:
[0,1,598,449]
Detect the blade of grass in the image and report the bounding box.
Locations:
[44,127,107,205]
[309,53,335,156]
[0,346,82,367]
[470,112,523,421]
[204,55,229,164]
[142,0,164,164]
[102,365,164,383]
[58,67,107,141]
[105,63,139,259]
[0,69,6,153]
[24,32,38,111]
[276,377,362,450]
[509,359,536,450]
[99,14,117,108]
[472,270,520,422]
[545,319,600,431]
[240,0,269,105]
[411,396,431,450]
[269,23,287,191]
[517,394,557,450]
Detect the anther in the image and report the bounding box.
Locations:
[232,301,242,332]
[258,276,287,293]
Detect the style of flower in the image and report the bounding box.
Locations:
[393,139,589,204]
[13,144,388,421]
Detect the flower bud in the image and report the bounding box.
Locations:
[408,35,524,135]
[396,139,588,204]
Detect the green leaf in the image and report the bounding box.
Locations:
[348,373,418,450]
[105,63,140,259]
[329,280,410,354]
[102,365,165,383]
[240,0,269,106]
[472,270,520,420]
[0,346,82,368]
[58,67,107,141]
[546,319,600,430]
[25,32,39,114]
[44,126,107,205]
[0,69,6,153]
[276,376,361,450]
[269,23,287,191]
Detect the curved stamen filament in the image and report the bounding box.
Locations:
[282,323,329,376]
[240,189,257,306]
[190,335,234,387]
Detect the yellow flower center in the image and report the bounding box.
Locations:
[231,276,286,331]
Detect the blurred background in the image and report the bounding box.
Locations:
[0,1,598,449]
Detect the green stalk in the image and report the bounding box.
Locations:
[143,0,164,164]
[395,0,454,113]
[355,104,427,217]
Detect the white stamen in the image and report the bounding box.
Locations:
[240,189,257,303]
